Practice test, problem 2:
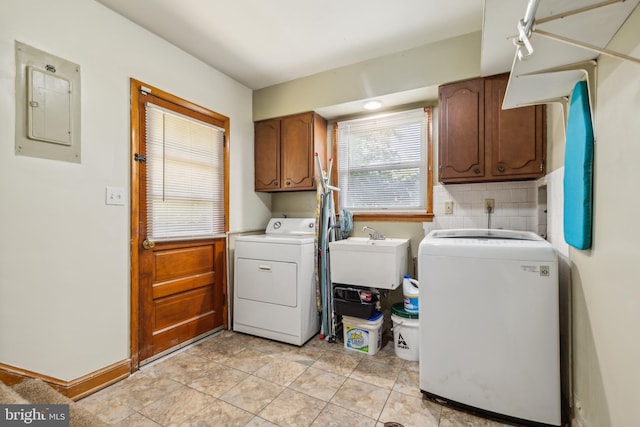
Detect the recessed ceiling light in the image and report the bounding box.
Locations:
[363,100,382,110]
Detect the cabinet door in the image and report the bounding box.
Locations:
[486,74,546,179]
[255,119,281,191]
[438,78,485,183]
[281,113,315,190]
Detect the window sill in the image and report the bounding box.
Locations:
[350,212,434,222]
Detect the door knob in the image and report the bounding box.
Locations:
[142,239,156,250]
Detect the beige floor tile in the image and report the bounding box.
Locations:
[88,402,135,425]
[189,332,251,360]
[324,341,368,356]
[179,398,254,426]
[312,349,361,376]
[75,329,525,427]
[303,335,339,352]
[289,367,347,402]
[254,358,309,386]
[403,359,420,373]
[140,386,217,426]
[245,416,280,426]
[350,358,402,390]
[248,336,296,355]
[371,342,408,371]
[76,380,137,424]
[330,378,390,419]
[392,369,422,398]
[218,348,275,374]
[311,403,377,427]
[219,375,284,414]
[278,343,327,365]
[258,389,326,427]
[378,390,441,427]
[143,352,217,384]
[187,364,249,397]
[112,412,161,427]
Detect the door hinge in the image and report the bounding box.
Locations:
[540,159,544,171]
[134,153,147,163]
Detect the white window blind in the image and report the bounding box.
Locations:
[145,102,225,240]
[337,108,427,213]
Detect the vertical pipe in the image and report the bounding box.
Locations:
[522,0,540,37]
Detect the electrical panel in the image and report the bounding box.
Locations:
[15,41,81,163]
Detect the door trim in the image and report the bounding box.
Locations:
[129,79,230,370]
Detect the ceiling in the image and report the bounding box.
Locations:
[95,0,487,90]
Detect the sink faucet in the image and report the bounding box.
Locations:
[363,225,385,240]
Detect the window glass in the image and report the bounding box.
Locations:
[145,103,225,239]
[336,107,432,218]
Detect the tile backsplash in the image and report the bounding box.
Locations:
[539,167,569,257]
[423,181,539,235]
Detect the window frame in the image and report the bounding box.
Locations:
[332,106,434,222]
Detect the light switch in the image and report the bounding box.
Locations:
[106,186,125,206]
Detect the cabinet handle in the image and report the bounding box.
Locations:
[286,181,291,186]
[274,181,278,186]
[473,168,480,174]
[498,166,505,173]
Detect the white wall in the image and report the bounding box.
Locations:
[0,0,266,381]
[253,32,481,121]
[570,6,640,427]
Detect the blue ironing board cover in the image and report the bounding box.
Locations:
[563,80,594,250]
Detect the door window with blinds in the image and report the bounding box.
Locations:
[145,103,225,240]
[336,107,432,217]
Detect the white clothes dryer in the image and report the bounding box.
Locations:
[233,218,320,346]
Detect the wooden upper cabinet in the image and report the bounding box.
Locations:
[485,74,546,179]
[439,74,546,184]
[255,112,327,192]
[254,119,281,190]
[438,78,485,181]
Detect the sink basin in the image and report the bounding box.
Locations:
[329,237,409,290]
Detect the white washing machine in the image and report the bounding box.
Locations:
[418,229,560,426]
[233,218,320,346]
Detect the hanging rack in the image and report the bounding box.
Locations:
[514,0,640,65]
[503,0,640,115]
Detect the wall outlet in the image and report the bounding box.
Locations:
[484,198,495,213]
[444,200,454,214]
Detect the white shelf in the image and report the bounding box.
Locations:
[483,0,640,109]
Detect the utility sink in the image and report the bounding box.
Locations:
[329,237,409,290]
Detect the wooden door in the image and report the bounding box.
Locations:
[130,79,229,367]
[486,74,546,179]
[254,119,281,191]
[281,113,315,190]
[438,78,485,183]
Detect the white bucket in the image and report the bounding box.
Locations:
[342,311,384,356]
[391,303,419,361]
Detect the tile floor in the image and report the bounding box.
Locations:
[77,330,513,427]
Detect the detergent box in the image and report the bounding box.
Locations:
[342,311,383,355]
